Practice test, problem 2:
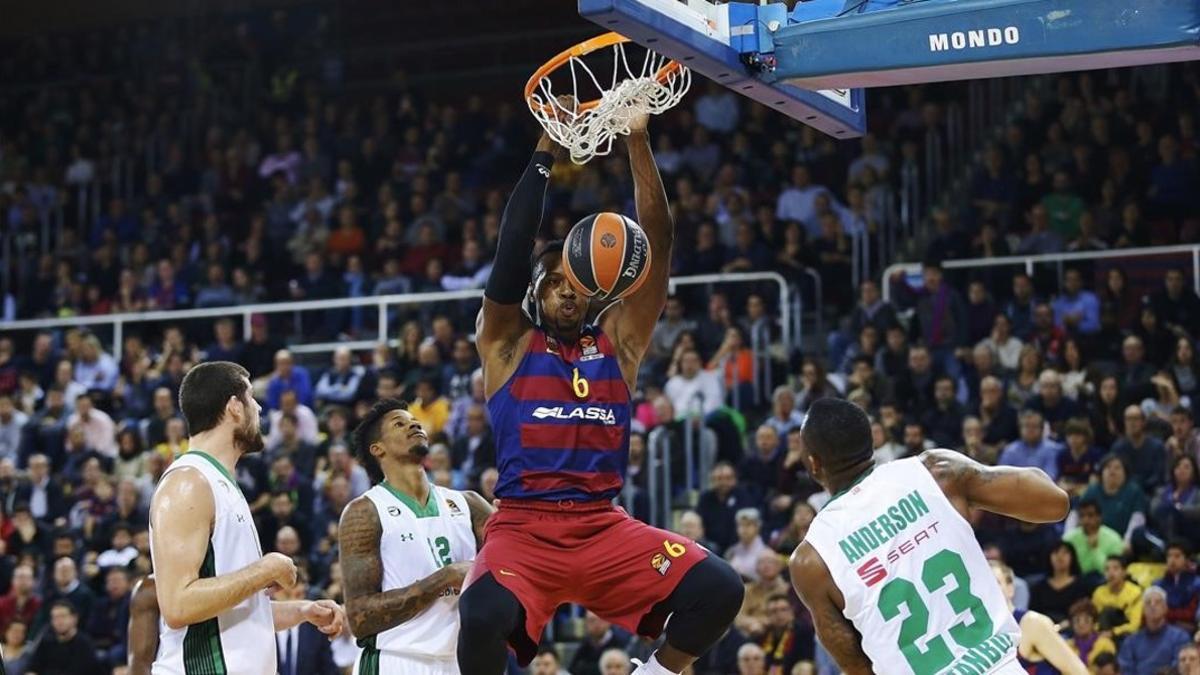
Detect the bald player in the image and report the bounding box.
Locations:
[790,398,1069,674]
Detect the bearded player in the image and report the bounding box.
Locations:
[149,362,345,675]
[790,398,1070,674]
[457,115,744,675]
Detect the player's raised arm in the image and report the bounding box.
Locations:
[338,496,472,638]
[1019,611,1089,675]
[602,114,674,386]
[127,575,158,675]
[921,448,1070,523]
[476,130,565,396]
[150,468,297,629]
[789,542,874,675]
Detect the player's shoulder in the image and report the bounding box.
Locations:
[153,462,211,498]
[788,540,834,600]
[343,492,379,518]
[150,464,217,529]
[459,490,492,514]
[339,494,383,532]
[914,448,968,484]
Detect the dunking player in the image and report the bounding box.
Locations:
[337,399,493,675]
[457,114,744,675]
[790,398,1070,674]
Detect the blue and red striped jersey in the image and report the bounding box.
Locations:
[487,324,630,502]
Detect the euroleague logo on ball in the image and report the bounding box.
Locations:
[600,233,618,249]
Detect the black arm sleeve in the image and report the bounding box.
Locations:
[483,151,555,305]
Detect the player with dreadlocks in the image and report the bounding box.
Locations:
[338,399,492,675]
[454,110,744,675]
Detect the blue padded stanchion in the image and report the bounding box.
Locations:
[771,0,1200,88]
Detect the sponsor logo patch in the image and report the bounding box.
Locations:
[579,334,602,361]
[531,406,616,425]
[857,557,887,587]
[651,553,672,576]
[446,499,464,516]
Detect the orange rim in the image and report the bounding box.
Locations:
[525,32,683,116]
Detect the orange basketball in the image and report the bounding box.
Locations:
[562,212,652,302]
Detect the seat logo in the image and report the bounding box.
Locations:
[857,557,887,587]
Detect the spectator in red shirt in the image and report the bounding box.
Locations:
[326,205,366,257]
[0,565,40,633]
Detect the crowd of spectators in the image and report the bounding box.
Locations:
[2,5,1200,674]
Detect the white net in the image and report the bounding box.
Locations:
[528,39,691,164]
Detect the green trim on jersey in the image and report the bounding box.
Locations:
[357,636,380,675]
[183,544,227,675]
[826,465,876,506]
[381,480,440,518]
[185,450,237,484]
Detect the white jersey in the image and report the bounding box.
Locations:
[805,458,1022,675]
[151,451,276,675]
[356,481,475,668]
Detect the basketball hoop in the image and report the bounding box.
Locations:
[525,33,691,164]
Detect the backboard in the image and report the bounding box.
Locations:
[578,0,869,139]
[580,0,1200,141]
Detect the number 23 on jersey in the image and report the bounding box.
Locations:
[877,549,993,673]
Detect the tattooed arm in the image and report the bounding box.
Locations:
[789,542,873,675]
[463,491,494,551]
[338,497,472,639]
[921,448,1069,523]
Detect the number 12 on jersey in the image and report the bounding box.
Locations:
[877,549,993,673]
[427,536,452,568]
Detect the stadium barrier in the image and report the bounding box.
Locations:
[0,271,796,357]
[880,244,1200,303]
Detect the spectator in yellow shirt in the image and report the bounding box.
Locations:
[153,417,188,460]
[409,378,450,438]
[1091,555,1143,639]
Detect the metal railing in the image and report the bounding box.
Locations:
[891,77,1032,263]
[668,271,793,349]
[2,271,794,360]
[644,418,716,530]
[881,244,1200,303]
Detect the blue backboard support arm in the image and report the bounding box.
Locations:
[771,0,1200,89]
[579,0,867,138]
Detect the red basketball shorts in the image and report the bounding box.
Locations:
[463,499,708,664]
